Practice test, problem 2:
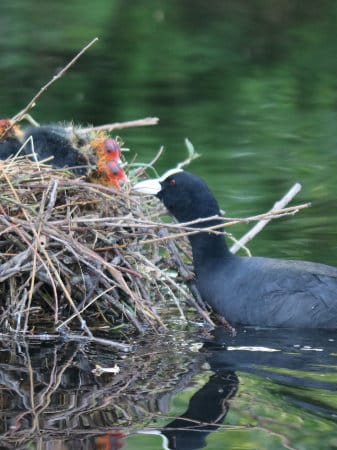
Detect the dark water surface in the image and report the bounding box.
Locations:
[1,328,337,449]
[2,1,337,448]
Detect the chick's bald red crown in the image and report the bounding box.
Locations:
[91,136,127,189]
[104,138,120,156]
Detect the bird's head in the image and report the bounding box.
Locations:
[91,135,127,189]
[133,169,221,224]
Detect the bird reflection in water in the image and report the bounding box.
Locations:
[160,371,238,450]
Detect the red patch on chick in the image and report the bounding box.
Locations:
[91,137,127,189]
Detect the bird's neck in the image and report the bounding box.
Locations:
[189,229,232,275]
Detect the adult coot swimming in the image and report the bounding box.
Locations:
[133,169,337,328]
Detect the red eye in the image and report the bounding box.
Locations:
[169,178,176,186]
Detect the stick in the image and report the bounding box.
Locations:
[134,146,165,177]
[0,332,131,351]
[97,201,309,250]
[78,117,159,133]
[11,37,99,125]
[230,183,302,253]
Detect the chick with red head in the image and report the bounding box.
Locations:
[89,136,127,190]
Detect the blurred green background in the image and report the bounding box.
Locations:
[2,0,337,263]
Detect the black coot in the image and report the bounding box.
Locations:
[0,124,89,176]
[133,169,337,328]
[23,126,89,175]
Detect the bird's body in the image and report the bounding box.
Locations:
[196,250,337,327]
[0,122,87,171]
[133,170,337,328]
[0,138,22,159]
[23,126,89,175]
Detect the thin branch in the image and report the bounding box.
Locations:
[11,37,99,125]
[177,138,201,168]
[79,117,159,133]
[93,202,311,251]
[134,146,165,177]
[0,332,131,351]
[230,183,302,253]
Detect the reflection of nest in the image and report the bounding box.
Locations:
[0,157,195,335]
[0,336,202,446]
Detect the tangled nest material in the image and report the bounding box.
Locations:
[0,40,310,343]
[0,155,197,337]
[0,150,310,343]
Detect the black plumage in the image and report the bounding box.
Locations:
[23,126,89,176]
[0,138,22,159]
[134,170,337,328]
[0,122,89,176]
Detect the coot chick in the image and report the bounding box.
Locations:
[133,170,337,328]
[23,125,89,176]
[88,136,127,189]
[0,119,23,159]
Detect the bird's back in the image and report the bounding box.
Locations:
[24,126,88,175]
[196,255,337,328]
[0,139,22,159]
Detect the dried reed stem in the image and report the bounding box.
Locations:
[79,117,159,133]
[1,37,99,138]
[230,182,302,253]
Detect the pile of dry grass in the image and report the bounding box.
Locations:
[0,156,198,339]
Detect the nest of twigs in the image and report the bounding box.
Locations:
[0,152,310,342]
[0,156,197,338]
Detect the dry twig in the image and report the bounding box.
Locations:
[11,38,99,126]
[79,117,159,133]
[230,182,302,253]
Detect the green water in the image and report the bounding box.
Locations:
[2,2,337,448]
[2,1,337,264]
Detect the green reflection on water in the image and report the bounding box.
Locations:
[2,1,337,267]
[2,4,337,448]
